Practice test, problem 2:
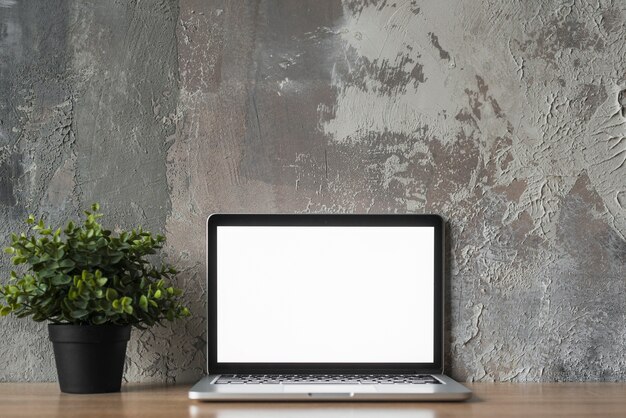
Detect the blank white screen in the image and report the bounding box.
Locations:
[217,226,434,363]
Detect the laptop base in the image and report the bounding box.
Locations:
[189,374,471,401]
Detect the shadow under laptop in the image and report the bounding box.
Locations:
[189,404,437,418]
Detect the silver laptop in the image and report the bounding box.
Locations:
[189,214,471,401]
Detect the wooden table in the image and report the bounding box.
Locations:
[1,382,625,417]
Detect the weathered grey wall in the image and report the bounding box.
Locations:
[0,0,624,382]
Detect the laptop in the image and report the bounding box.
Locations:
[189,214,471,401]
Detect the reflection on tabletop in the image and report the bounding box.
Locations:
[189,405,436,418]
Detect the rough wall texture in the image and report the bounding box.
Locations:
[0,0,625,382]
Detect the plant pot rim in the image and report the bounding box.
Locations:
[48,323,131,343]
[48,323,131,328]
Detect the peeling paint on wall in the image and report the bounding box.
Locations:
[1,0,625,383]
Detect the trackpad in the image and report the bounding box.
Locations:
[284,385,375,393]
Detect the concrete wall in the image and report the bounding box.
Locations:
[0,0,624,383]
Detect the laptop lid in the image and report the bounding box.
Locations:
[206,214,444,375]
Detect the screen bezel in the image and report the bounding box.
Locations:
[207,214,444,374]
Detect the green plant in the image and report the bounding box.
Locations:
[0,203,190,328]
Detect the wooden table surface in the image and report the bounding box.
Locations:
[1,382,625,417]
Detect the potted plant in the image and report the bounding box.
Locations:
[0,204,190,393]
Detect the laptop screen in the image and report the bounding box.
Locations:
[216,225,435,364]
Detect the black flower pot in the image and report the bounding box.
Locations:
[48,324,131,394]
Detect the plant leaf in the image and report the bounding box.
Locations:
[105,288,118,301]
[51,275,71,286]
[70,309,89,319]
[58,259,75,268]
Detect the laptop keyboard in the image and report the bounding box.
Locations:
[215,374,440,384]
